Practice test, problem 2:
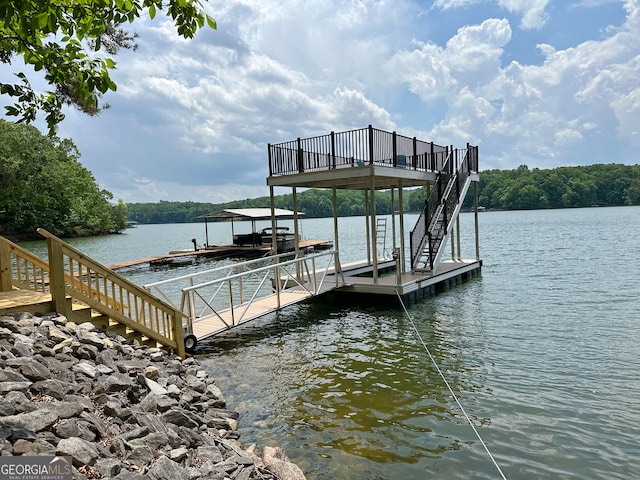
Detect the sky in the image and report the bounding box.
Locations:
[2,0,639,203]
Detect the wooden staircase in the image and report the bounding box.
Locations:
[0,230,186,357]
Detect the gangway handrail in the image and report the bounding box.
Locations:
[145,250,298,288]
[181,250,334,292]
[156,249,343,339]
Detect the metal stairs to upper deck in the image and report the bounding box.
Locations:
[410,153,474,273]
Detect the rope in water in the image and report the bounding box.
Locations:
[395,290,508,480]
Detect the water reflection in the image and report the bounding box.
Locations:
[199,293,491,478]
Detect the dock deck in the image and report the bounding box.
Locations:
[108,239,332,271]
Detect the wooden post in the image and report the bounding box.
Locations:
[0,239,12,292]
[46,237,70,318]
[172,308,186,359]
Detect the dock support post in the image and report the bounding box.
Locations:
[270,185,281,308]
[474,181,480,260]
[370,166,378,283]
[456,215,461,260]
[332,187,341,277]
[391,188,396,252]
[364,190,371,264]
[292,186,301,280]
[398,180,406,273]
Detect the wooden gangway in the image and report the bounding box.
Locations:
[144,249,345,350]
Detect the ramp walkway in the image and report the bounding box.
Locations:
[144,249,345,350]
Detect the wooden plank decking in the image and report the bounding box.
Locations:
[0,290,53,315]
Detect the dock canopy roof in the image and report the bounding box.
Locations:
[198,208,302,221]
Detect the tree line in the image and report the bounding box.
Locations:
[127,163,640,224]
[0,120,128,240]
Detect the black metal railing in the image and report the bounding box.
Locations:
[268,125,451,176]
[409,145,477,270]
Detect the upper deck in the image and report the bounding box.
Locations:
[266,125,478,190]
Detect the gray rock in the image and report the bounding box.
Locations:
[138,393,158,413]
[72,361,98,378]
[127,432,169,451]
[57,437,100,467]
[126,445,156,467]
[120,426,150,441]
[76,328,105,349]
[55,418,97,442]
[169,446,189,462]
[96,349,118,371]
[146,455,190,480]
[143,376,169,396]
[0,381,32,394]
[94,373,133,393]
[2,409,59,432]
[196,446,224,464]
[163,409,199,429]
[30,379,75,399]
[48,326,71,342]
[95,457,121,478]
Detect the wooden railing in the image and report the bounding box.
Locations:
[3,229,186,357]
[0,235,50,293]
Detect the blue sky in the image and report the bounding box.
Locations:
[2,0,638,203]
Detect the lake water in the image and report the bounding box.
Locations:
[19,207,640,479]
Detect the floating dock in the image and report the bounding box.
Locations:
[108,239,332,271]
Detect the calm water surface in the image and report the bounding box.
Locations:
[20,207,640,479]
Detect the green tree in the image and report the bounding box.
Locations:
[0,120,127,238]
[1,0,215,133]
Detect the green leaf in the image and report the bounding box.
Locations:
[148,3,156,19]
[35,12,48,29]
[206,15,217,29]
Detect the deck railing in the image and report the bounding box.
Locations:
[0,235,50,293]
[37,229,185,357]
[268,125,451,176]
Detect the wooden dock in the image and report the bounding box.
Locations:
[108,239,332,271]
[187,257,481,345]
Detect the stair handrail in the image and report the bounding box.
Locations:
[0,235,50,293]
[37,228,186,358]
[409,146,477,271]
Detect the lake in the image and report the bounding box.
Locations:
[19,206,640,479]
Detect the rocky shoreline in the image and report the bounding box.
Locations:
[0,311,306,480]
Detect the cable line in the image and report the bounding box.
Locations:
[395,290,508,480]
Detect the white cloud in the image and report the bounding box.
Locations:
[2,0,638,201]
